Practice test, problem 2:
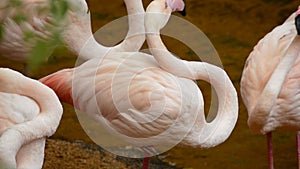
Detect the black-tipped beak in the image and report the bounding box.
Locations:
[296,14,300,35]
[177,0,186,16]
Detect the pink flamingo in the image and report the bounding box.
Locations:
[0,0,145,73]
[0,0,70,74]
[144,0,238,147]
[240,7,300,169]
[0,68,63,169]
[39,0,238,167]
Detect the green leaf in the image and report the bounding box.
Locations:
[28,40,55,70]
[9,0,22,8]
[50,0,69,20]
[23,30,35,42]
[0,0,72,71]
[13,14,27,24]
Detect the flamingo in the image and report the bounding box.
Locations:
[0,0,145,74]
[0,0,70,75]
[39,0,238,167]
[0,68,63,169]
[144,0,238,147]
[240,7,300,169]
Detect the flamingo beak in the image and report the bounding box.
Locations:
[177,0,186,16]
[166,0,186,16]
[296,7,300,35]
[296,14,300,35]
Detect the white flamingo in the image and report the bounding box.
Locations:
[0,0,145,74]
[39,0,238,167]
[145,0,238,147]
[0,68,63,169]
[240,7,300,169]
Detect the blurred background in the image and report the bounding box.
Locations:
[1,0,299,168]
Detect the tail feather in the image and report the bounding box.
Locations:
[39,69,73,105]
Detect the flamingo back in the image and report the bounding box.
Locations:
[0,92,39,135]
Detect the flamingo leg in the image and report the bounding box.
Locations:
[267,132,274,169]
[141,146,157,169]
[143,157,150,169]
[297,131,300,169]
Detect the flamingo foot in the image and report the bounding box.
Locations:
[267,132,274,169]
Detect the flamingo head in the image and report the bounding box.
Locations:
[166,0,186,15]
[62,0,92,55]
[145,0,185,32]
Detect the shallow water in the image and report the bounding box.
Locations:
[1,0,300,168]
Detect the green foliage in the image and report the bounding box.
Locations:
[28,40,55,68]
[27,0,70,70]
[0,0,71,70]
[50,0,69,21]
[8,0,22,8]
[12,14,27,24]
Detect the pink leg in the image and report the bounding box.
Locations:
[267,132,274,169]
[297,131,300,169]
[143,157,150,169]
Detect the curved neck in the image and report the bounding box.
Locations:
[65,0,145,59]
[145,9,238,147]
[112,0,145,52]
[249,36,300,133]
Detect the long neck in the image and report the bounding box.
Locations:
[65,0,145,60]
[112,0,145,52]
[145,11,238,148]
[249,36,300,133]
[78,36,110,60]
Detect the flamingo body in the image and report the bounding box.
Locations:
[0,92,45,169]
[40,52,204,147]
[0,68,63,169]
[241,11,300,134]
[240,8,300,169]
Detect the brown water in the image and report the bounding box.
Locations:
[1,0,300,168]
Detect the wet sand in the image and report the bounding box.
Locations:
[1,0,300,168]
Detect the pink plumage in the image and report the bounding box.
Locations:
[0,68,62,169]
[240,7,300,169]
